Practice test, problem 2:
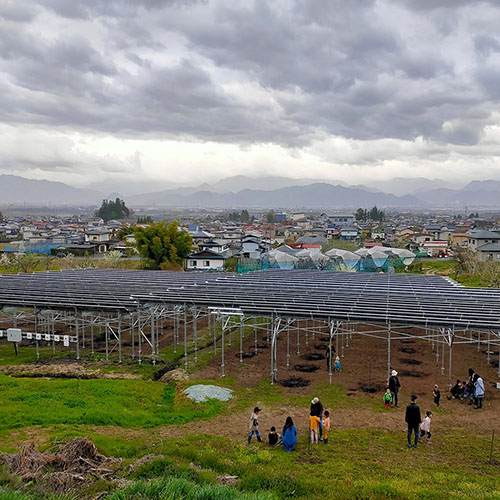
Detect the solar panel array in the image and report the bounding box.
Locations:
[0,269,499,329]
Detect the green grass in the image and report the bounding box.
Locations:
[0,375,223,431]
[0,344,65,366]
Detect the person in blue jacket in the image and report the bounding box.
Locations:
[282,416,297,452]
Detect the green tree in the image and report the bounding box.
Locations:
[266,210,275,223]
[240,210,250,223]
[96,198,130,222]
[133,220,192,270]
[355,208,367,221]
[368,206,384,222]
[0,210,3,221]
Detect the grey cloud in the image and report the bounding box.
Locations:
[0,1,39,22]
[1,0,500,151]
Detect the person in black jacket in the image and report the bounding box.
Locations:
[325,344,335,372]
[405,394,422,448]
[310,397,324,439]
[388,370,401,408]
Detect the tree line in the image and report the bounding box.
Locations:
[355,206,385,222]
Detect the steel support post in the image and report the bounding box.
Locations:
[90,313,95,356]
[34,309,40,360]
[75,312,80,360]
[487,331,491,364]
[184,305,188,370]
[221,317,225,378]
[131,313,135,360]
[254,318,258,354]
[81,313,85,349]
[296,319,300,355]
[240,319,244,363]
[138,309,142,364]
[387,321,391,383]
[150,310,155,359]
[213,311,217,354]
[441,328,445,376]
[105,321,109,361]
[193,306,198,363]
[118,313,122,364]
[270,316,280,385]
[286,321,290,368]
[341,323,345,358]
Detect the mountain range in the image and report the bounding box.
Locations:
[2,173,500,209]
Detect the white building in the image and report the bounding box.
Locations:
[186,250,227,271]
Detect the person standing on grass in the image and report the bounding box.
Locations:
[466,368,476,405]
[389,370,401,408]
[433,385,441,407]
[282,416,297,452]
[473,373,485,409]
[309,410,320,444]
[325,344,335,372]
[322,410,331,444]
[405,394,421,448]
[384,388,393,409]
[419,411,432,444]
[310,397,324,439]
[248,407,263,443]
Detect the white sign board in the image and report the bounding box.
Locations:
[7,328,22,342]
[63,335,70,347]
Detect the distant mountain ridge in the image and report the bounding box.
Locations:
[2,173,500,209]
[0,174,100,206]
[127,182,423,209]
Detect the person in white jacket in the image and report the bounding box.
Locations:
[419,411,432,443]
[473,374,485,409]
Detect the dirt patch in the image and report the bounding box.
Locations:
[235,352,256,359]
[293,364,319,373]
[400,358,422,365]
[301,353,325,361]
[0,363,141,380]
[0,438,120,493]
[280,377,310,388]
[400,370,427,378]
[400,348,416,354]
[360,383,382,393]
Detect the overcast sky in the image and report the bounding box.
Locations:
[1,0,500,190]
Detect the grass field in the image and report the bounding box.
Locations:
[1,373,499,499]
[0,375,222,431]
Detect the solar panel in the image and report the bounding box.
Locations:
[0,269,499,329]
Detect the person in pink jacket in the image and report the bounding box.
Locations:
[419,411,432,444]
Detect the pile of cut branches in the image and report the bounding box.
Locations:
[0,437,120,492]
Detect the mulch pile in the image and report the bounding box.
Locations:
[0,437,120,492]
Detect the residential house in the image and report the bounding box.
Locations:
[186,249,227,271]
[340,226,359,241]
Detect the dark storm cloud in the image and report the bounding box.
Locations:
[1,0,500,150]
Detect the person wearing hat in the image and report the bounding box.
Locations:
[388,369,401,408]
[310,397,324,439]
[405,394,422,448]
[248,407,263,443]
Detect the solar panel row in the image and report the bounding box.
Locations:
[0,269,499,329]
